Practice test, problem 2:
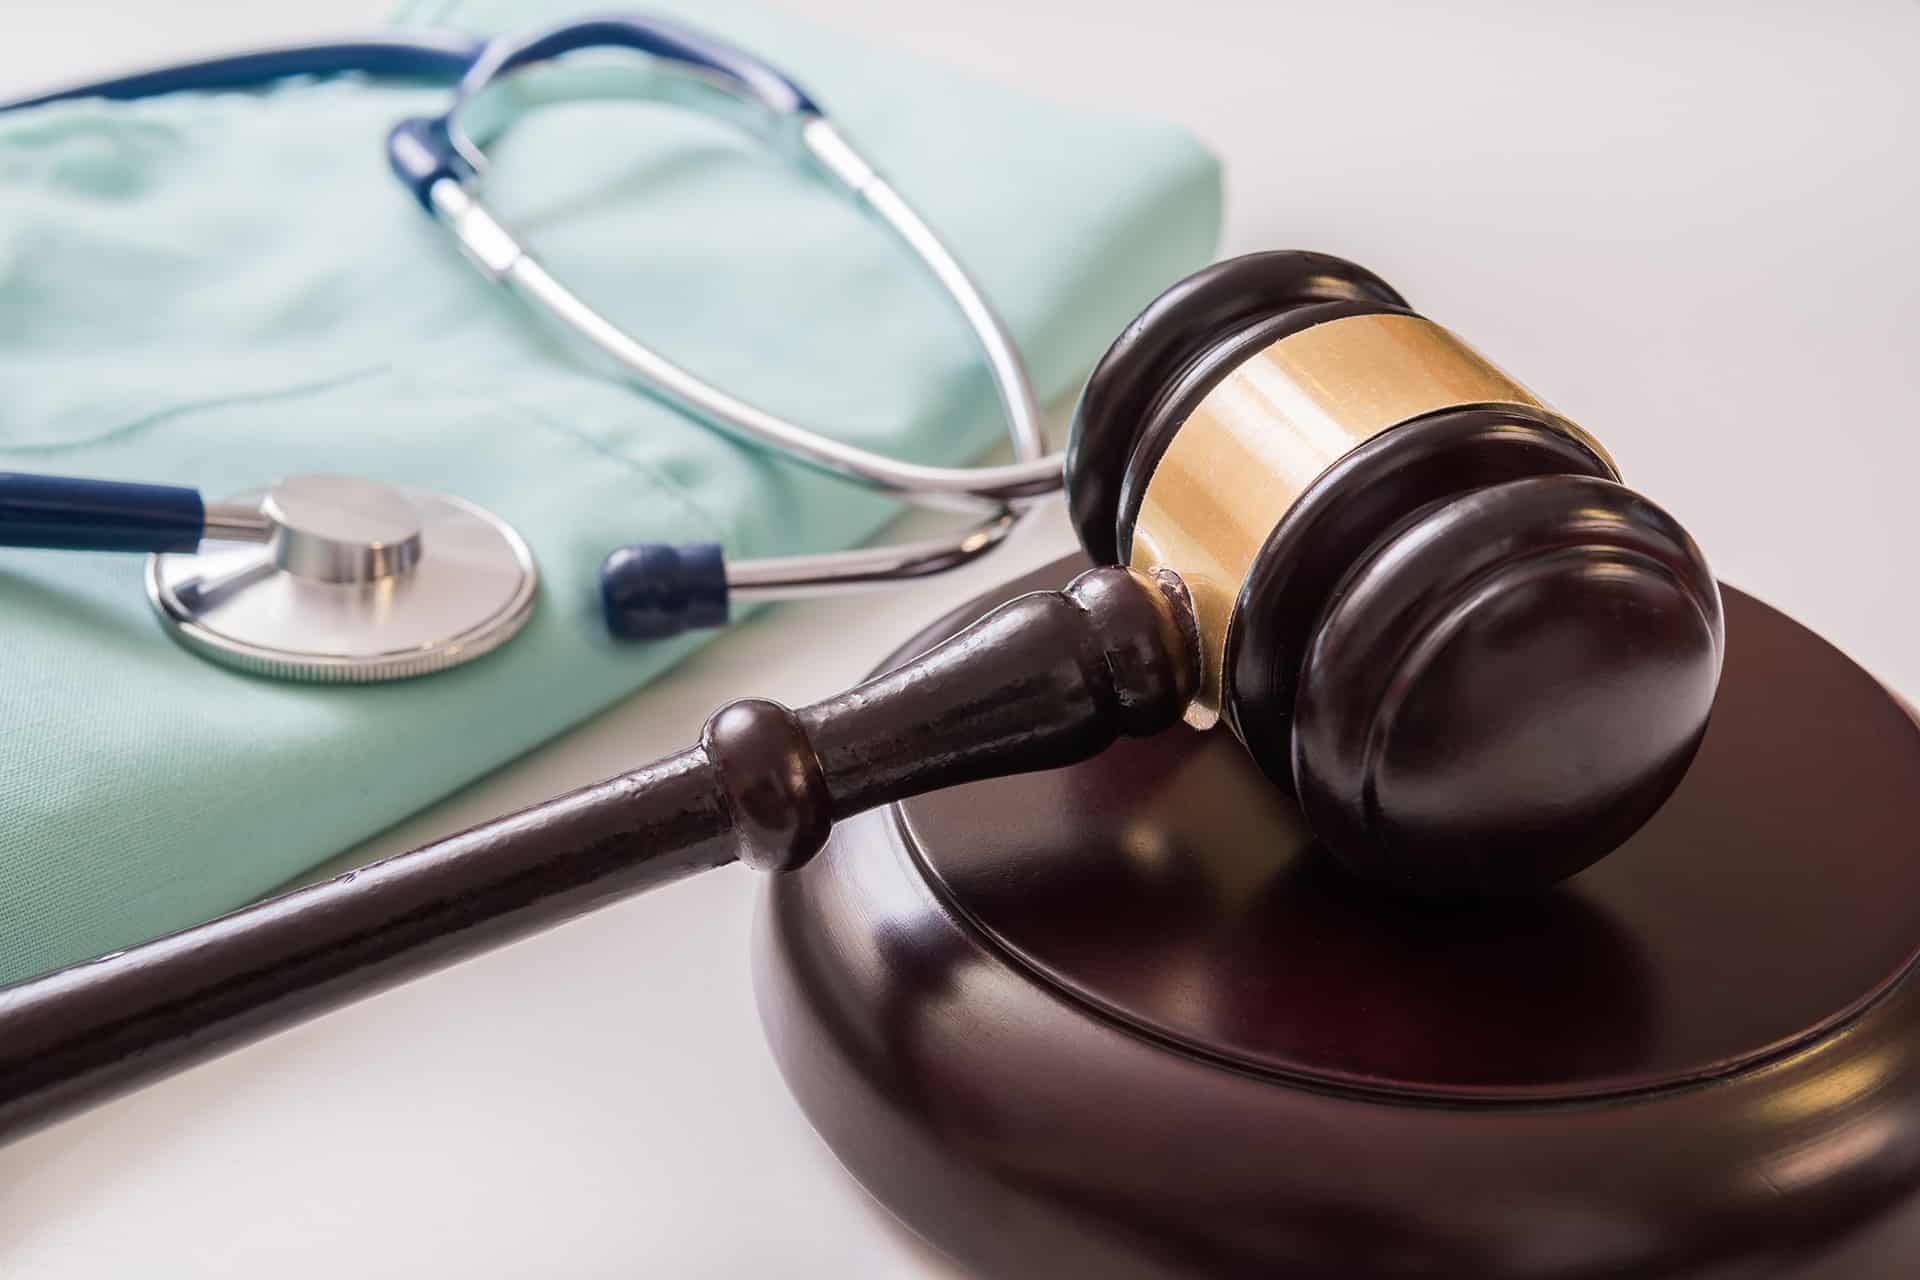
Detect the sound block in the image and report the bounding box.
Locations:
[754,556,1920,1278]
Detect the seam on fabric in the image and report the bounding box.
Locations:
[432,383,736,544]
[0,365,394,457]
[2,355,732,546]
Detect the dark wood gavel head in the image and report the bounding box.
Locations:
[1067,251,1725,896]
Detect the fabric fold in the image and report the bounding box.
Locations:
[0,0,1220,982]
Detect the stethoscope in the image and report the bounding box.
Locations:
[0,13,1052,681]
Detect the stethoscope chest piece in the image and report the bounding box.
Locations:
[146,474,537,682]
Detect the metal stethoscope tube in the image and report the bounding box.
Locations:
[394,15,1064,605]
[4,12,1066,649]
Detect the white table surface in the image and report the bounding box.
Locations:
[1,2,1915,1275]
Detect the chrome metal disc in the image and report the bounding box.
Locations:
[146,477,538,683]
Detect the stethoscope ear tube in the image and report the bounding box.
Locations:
[0,33,486,113]
[386,115,466,210]
[404,12,1059,619]
[454,12,820,119]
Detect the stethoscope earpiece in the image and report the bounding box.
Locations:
[598,542,729,640]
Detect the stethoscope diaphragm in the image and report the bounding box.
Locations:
[144,474,538,683]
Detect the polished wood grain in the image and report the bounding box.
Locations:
[759,554,1920,1279]
[1069,251,1725,896]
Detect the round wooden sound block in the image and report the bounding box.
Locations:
[754,556,1920,1278]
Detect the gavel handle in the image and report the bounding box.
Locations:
[0,566,1196,1144]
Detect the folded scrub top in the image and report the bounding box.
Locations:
[0,0,1221,985]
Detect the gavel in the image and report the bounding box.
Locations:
[0,251,1723,1141]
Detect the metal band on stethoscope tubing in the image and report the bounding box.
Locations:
[383,14,1063,602]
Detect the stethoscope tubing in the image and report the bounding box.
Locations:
[405,13,1061,598]
[0,33,487,112]
[2,13,1061,608]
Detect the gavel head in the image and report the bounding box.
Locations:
[1067,251,1724,897]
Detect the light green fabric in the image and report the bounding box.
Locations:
[0,0,1219,984]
